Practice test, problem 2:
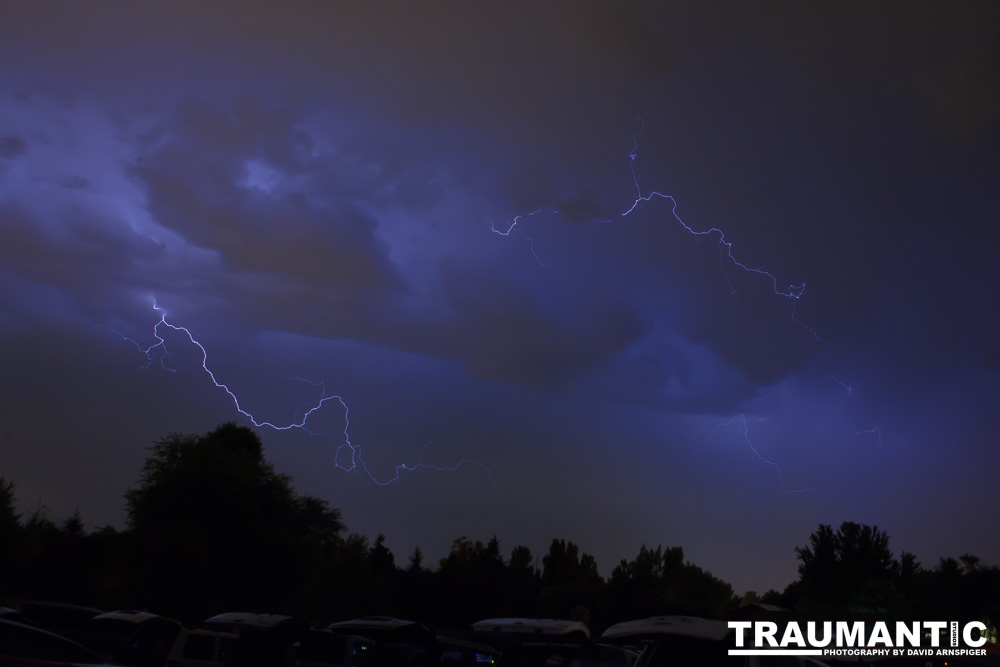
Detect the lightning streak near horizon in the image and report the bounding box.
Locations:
[118,301,496,489]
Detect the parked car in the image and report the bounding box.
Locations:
[201,613,302,635]
[9,601,104,645]
[327,617,436,645]
[81,610,182,666]
[0,606,28,623]
[201,612,308,667]
[600,616,827,667]
[468,618,634,667]
[434,636,499,666]
[326,618,436,667]
[0,616,114,666]
[294,629,371,667]
[504,641,639,667]
[470,618,591,645]
[164,628,239,667]
[324,618,498,666]
[601,615,732,645]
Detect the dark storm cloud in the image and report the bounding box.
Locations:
[1,1,999,594]
[300,2,680,127]
[554,191,616,226]
[134,98,402,289]
[915,44,1000,141]
[2,2,993,399]
[0,199,166,302]
[0,136,26,158]
[431,258,647,388]
[115,95,655,393]
[51,175,92,191]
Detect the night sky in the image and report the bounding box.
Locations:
[2,2,998,595]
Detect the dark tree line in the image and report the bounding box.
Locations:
[1,424,997,632]
[762,521,1000,625]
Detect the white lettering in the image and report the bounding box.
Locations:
[756,622,779,648]
[868,622,892,647]
[963,622,987,648]
[781,622,806,648]
[808,621,832,647]
[924,622,947,647]
[837,622,864,647]
[896,622,920,647]
[729,622,752,648]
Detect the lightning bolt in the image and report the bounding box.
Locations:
[830,375,882,447]
[697,415,816,494]
[117,301,496,489]
[736,416,817,494]
[829,374,853,396]
[854,426,882,447]
[494,118,880,492]
[491,207,558,266]
[497,117,828,342]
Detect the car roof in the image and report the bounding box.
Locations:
[328,616,425,631]
[0,617,109,662]
[472,618,592,639]
[327,617,436,644]
[203,612,294,627]
[17,600,105,615]
[305,629,373,643]
[179,627,239,638]
[436,635,500,653]
[600,616,731,642]
[93,610,162,623]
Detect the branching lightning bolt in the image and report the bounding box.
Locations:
[491,208,558,266]
[696,415,816,494]
[493,118,884,493]
[736,416,817,494]
[830,375,882,447]
[621,120,823,341]
[496,118,828,342]
[853,426,882,447]
[118,301,496,489]
[829,374,853,396]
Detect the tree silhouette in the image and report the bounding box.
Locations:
[307,532,376,620]
[366,534,399,614]
[124,422,344,621]
[603,545,734,624]
[0,476,21,596]
[7,432,998,634]
[399,545,434,622]
[538,539,602,621]
[507,545,541,615]
[794,522,896,612]
[0,476,18,530]
[407,546,425,572]
[919,555,1000,621]
[435,536,509,625]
